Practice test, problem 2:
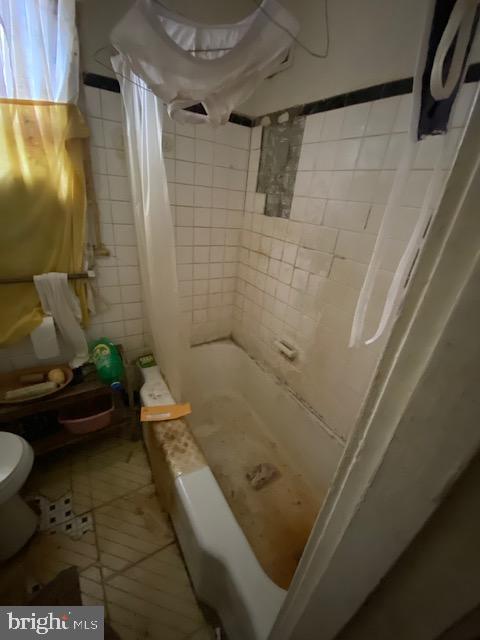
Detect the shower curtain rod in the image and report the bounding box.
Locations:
[0,272,94,285]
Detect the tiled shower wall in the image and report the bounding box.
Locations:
[233,83,477,440]
[161,116,250,344]
[82,85,148,358]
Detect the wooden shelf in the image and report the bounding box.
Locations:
[32,414,129,456]
[0,378,111,423]
[1,373,137,455]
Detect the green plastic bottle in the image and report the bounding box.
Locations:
[90,338,125,389]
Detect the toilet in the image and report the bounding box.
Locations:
[0,432,37,562]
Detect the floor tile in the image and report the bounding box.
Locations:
[10,433,213,639]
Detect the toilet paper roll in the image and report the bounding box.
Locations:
[30,315,60,359]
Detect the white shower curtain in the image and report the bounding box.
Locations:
[112,55,187,400]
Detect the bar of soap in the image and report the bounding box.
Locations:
[5,381,57,400]
[47,368,65,384]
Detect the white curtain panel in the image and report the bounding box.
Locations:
[349,0,477,348]
[0,0,78,102]
[112,55,187,400]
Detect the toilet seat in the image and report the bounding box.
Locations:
[0,432,34,501]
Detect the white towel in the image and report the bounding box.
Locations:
[30,314,60,359]
[33,273,89,368]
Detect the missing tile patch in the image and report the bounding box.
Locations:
[256,116,305,218]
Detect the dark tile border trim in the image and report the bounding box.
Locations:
[83,72,120,93]
[82,72,254,127]
[252,62,480,127]
[84,62,480,129]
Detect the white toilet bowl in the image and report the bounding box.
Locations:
[0,432,37,562]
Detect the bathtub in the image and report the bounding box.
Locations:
[141,340,343,640]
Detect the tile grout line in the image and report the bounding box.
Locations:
[72,479,155,518]
[89,508,111,621]
[101,540,178,586]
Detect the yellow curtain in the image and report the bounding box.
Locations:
[0,99,89,346]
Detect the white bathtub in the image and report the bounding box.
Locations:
[141,340,343,640]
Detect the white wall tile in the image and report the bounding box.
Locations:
[176,227,194,246]
[383,133,407,170]
[91,147,107,174]
[357,135,389,170]
[315,141,338,170]
[195,139,214,164]
[116,246,139,266]
[329,171,353,200]
[309,171,332,198]
[124,318,144,336]
[251,126,262,150]
[103,120,124,149]
[83,86,102,118]
[402,170,433,207]
[118,266,140,285]
[114,224,136,246]
[324,200,370,231]
[103,321,125,339]
[93,173,109,199]
[366,97,400,135]
[108,176,130,201]
[393,94,413,132]
[414,135,444,169]
[320,109,345,141]
[194,186,212,207]
[121,286,142,304]
[194,208,211,227]
[101,90,122,122]
[175,184,194,206]
[88,117,105,147]
[175,121,195,138]
[111,201,134,224]
[350,170,378,202]
[100,223,114,244]
[336,230,376,264]
[292,268,309,291]
[451,82,477,128]
[303,112,325,143]
[329,257,367,289]
[195,123,214,141]
[122,302,143,319]
[341,103,371,138]
[97,200,111,223]
[176,160,194,184]
[195,164,213,186]
[97,267,119,287]
[176,136,195,161]
[334,139,361,170]
[106,148,127,176]
[176,206,194,226]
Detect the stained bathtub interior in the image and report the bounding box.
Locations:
[190,391,321,589]
[185,340,343,591]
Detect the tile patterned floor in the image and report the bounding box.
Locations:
[7,435,215,640]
